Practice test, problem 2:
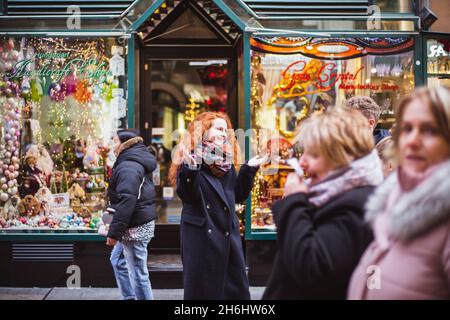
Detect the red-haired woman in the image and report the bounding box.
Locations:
[169,112,266,300]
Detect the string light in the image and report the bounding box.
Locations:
[184,96,201,123]
[248,54,269,233]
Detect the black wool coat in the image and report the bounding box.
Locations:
[107,137,157,241]
[177,163,259,300]
[263,186,375,300]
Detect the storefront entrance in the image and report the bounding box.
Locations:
[137,0,242,287]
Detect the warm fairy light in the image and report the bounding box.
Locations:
[250,55,264,214]
[184,96,201,123]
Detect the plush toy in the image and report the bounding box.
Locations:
[1,195,21,220]
[68,183,86,206]
[34,186,52,215]
[77,206,92,219]
[20,154,44,196]
[18,195,41,216]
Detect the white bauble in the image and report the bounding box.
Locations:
[10,187,18,195]
[0,192,9,202]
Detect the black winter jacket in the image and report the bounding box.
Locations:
[177,163,259,300]
[107,137,157,241]
[263,186,375,300]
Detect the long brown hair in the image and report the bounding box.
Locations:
[168,111,240,187]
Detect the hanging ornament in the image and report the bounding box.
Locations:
[6,39,15,50]
[62,74,77,96]
[30,79,43,102]
[75,79,93,103]
[49,82,67,101]
[0,193,9,202]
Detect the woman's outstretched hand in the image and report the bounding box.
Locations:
[248,155,269,167]
[283,173,308,197]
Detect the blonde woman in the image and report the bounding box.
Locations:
[348,86,450,299]
[263,108,383,299]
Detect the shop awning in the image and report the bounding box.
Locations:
[239,0,370,18]
[0,0,420,35]
[0,0,155,34]
[4,0,135,16]
[223,0,419,36]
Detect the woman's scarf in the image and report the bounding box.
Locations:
[307,150,384,207]
[373,161,445,249]
[201,139,232,178]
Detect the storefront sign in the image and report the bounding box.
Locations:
[251,36,414,59]
[428,44,448,58]
[281,60,365,91]
[6,57,112,82]
[273,59,399,99]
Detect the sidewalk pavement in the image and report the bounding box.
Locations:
[0,287,266,300]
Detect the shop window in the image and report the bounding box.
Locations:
[0,37,127,232]
[249,36,414,232]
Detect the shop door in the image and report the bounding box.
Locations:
[142,56,235,227]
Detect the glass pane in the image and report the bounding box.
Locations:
[156,8,220,40]
[427,38,450,88]
[249,36,414,233]
[0,37,126,232]
[149,59,229,224]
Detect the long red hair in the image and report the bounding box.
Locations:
[168,112,240,187]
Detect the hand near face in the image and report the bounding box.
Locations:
[181,145,198,166]
[248,155,269,167]
[106,237,117,246]
[283,173,308,197]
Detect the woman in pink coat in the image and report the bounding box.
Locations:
[348,86,450,300]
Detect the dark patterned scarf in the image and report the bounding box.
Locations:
[201,140,232,178]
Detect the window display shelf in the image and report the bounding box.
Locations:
[428,73,450,79]
[0,229,105,241]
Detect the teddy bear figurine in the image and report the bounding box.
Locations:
[18,195,42,217]
[1,195,21,220]
[77,206,92,219]
[68,183,86,207]
[20,154,45,197]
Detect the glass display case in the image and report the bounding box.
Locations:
[0,37,127,233]
[248,36,415,233]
